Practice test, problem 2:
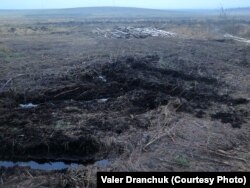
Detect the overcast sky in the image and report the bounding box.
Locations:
[0,0,250,10]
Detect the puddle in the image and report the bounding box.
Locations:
[0,159,110,170]
[95,159,110,167]
[0,161,79,171]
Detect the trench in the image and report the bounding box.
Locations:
[0,159,109,171]
[0,55,249,172]
[0,161,79,171]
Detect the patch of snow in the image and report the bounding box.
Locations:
[98,76,107,82]
[97,98,109,103]
[19,103,38,109]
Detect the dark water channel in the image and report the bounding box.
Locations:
[0,161,79,170]
[0,159,110,171]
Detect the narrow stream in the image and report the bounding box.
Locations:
[0,159,110,170]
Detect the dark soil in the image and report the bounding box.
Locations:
[0,55,249,165]
[0,13,250,187]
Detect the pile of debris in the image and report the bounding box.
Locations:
[93,26,176,39]
[224,33,250,44]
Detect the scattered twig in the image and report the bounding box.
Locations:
[24,169,33,178]
[54,87,80,98]
[144,126,175,150]
[193,155,232,166]
[1,78,13,90]
[0,74,25,91]
[144,132,168,150]
[208,149,248,163]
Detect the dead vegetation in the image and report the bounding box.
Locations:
[0,12,250,188]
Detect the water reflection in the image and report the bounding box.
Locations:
[0,161,78,170]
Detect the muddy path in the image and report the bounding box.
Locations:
[0,55,249,166]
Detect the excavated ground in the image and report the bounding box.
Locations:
[0,16,250,187]
[0,54,249,163]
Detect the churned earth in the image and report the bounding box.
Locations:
[0,8,250,187]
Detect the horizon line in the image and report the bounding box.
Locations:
[0,6,249,11]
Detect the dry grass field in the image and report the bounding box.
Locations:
[0,7,250,187]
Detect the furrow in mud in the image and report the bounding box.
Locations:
[0,55,249,165]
